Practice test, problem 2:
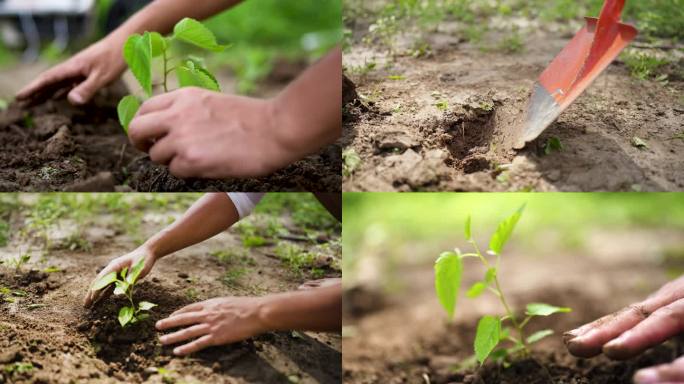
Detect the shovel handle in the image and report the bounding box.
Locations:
[599,0,626,24]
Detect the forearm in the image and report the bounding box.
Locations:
[258,283,342,333]
[274,47,342,155]
[103,0,241,66]
[144,193,239,259]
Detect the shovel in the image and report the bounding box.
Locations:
[515,0,638,149]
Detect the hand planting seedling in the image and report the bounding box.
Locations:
[90,257,156,327]
[434,205,571,366]
[117,18,228,133]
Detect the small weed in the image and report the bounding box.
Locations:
[4,362,34,375]
[222,267,247,287]
[435,100,449,112]
[631,136,649,150]
[343,149,362,177]
[498,33,525,54]
[90,258,157,327]
[0,98,7,111]
[61,233,93,252]
[435,206,571,365]
[387,74,405,81]
[275,243,316,277]
[243,235,267,248]
[4,254,30,272]
[622,51,669,80]
[544,137,563,155]
[185,288,199,300]
[39,167,59,180]
[43,266,61,273]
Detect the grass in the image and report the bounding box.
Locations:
[621,50,670,80]
[274,242,317,278]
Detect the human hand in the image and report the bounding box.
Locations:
[127,87,308,179]
[16,37,126,105]
[84,246,157,308]
[155,296,268,356]
[564,276,684,360]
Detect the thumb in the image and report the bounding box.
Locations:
[68,74,103,105]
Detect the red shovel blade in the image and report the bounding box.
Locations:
[516,0,638,148]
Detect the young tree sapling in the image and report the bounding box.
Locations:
[90,257,156,327]
[117,18,228,132]
[434,205,571,366]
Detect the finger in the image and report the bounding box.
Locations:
[171,302,204,317]
[148,136,178,166]
[603,299,684,360]
[156,312,206,330]
[68,73,103,105]
[169,156,196,179]
[128,112,171,152]
[137,92,177,116]
[84,284,113,308]
[16,64,80,99]
[173,334,214,356]
[634,356,684,384]
[565,304,649,358]
[84,259,128,308]
[159,323,210,345]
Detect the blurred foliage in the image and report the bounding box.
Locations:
[256,193,341,233]
[343,193,684,272]
[204,0,342,93]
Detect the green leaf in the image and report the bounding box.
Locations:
[631,136,649,150]
[118,306,134,327]
[484,268,497,283]
[464,215,472,240]
[499,327,511,341]
[434,251,462,319]
[91,272,117,291]
[149,32,167,57]
[127,257,146,285]
[113,280,129,296]
[117,95,140,133]
[173,18,226,52]
[488,205,525,255]
[544,137,563,155]
[138,301,157,311]
[120,267,128,280]
[176,61,221,91]
[474,315,501,364]
[526,303,572,317]
[137,313,150,321]
[466,282,486,298]
[526,329,554,344]
[123,33,152,96]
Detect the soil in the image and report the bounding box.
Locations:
[0,81,341,192]
[342,27,684,192]
[342,228,684,383]
[0,206,341,383]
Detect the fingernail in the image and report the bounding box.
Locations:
[173,347,181,355]
[155,321,162,329]
[159,336,167,343]
[634,368,659,384]
[69,92,84,105]
[563,330,579,344]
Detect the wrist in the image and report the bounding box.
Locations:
[255,295,282,332]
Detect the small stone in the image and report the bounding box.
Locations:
[177,272,189,279]
[76,321,91,332]
[375,131,419,152]
[0,347,20,363]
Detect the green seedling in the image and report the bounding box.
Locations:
[90,258,157,327]
[434,205,571,366]
[544,137,563,155]
[4,254,30,272]
[118,18,229,133]
[631,136,649,150]
[3,362,33,375]
[342,149,361,177]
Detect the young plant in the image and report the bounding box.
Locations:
[117,18,228,132]
[434,205,571,366]
[90,258,157,327]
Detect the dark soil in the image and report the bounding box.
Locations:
[0,207,341,383]
[0,82,341,192]
[342,229,684,383]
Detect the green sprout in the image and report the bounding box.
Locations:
[434,205,571,365]
[3,254,30,272]
[544,137,563,155]
[118,18,229,132]
[90,258,156,327]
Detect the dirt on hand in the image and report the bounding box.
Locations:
[0,83,341,192]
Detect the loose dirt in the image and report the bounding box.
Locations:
[343,29,684,191]
[0,206,341,383]
[342,228,684,383]
[0,82,341,192]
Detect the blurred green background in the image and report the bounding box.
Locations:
[343,193,684,276]
[0,0,341,94]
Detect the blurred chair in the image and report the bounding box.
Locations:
[0,0,95,61]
